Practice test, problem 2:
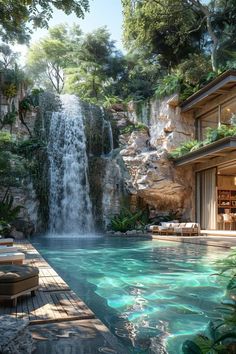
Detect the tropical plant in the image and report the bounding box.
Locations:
[109,208,148,232]
[120,123,149,135]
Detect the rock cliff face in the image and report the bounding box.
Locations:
[118,95,195,220]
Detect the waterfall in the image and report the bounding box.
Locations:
[48,95,93,234]
[106,120,114,153]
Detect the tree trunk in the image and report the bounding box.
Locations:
[189,0,219,72]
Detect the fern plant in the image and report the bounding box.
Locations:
[109,208,148,232]
[0,191,23,224]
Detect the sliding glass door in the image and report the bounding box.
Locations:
[196,168,217,229]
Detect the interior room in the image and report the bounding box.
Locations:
[217,162,236,230]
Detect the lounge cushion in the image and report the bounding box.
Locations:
[0,252,25,263]
[0,265,38,283]
[0,265,39,296]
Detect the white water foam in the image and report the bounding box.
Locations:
[48,95,94,234]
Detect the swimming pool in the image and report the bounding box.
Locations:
[33,236,228,353]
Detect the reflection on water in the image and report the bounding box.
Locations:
[33,236,228,354]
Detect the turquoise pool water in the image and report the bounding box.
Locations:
[33,236,228,353]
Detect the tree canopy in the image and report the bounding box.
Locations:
[122,0,236,72]
[27,25,127,103]
[0,0,89,43]
[27,25,75,93]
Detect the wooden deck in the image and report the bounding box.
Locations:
[0,240,128,354]
[0,241,95,324]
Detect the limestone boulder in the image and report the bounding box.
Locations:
[120,128,193,218]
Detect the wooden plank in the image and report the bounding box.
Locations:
[0,241,97,325]
[50,292,66,320]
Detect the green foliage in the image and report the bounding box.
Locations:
[0,0,89,43]
[27,24,75,93]
[112,50,161,101]
[154,55,218,101]
[0,131,12,147]
[0,133,34,188]
[109,208,148,232]
[0,112,17,128]
[65,27,124,103]
[169,140,201,159]
[122,0,236,72]
[169,125,236,159]
[155,73,182,98]
[0,44,18,70]
[16,138,46,157]
[120,123,149,135]
[122,0,203,69]
[3,83,17,98]
[205,125,236,144]
[0,192,22,224]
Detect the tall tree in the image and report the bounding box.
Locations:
[27,25,78,93]
[65,27,123,103]
[0,44,18,70]
[122,0,204,70]
[122,0,236,71]
[0,0,89,43]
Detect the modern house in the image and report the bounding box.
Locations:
[176,70,236,232]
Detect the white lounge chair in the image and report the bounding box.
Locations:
[0,238,14,246]
[0,246,18,253]
[0,252,25,265]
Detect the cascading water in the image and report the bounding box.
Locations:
[48,95,93,234]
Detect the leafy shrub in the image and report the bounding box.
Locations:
[0,131,13,148]
[178,54,212,86]
[169,140,200,159]
[205,125,236,143]
[3,84,17,98]
[169,125,236,159]
[120,123,149,135]
[109,208,149,232]
[155,73,182,98]
[16,138,46,157]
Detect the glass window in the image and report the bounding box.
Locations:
[221,98,236,125]
[198,109,218,140]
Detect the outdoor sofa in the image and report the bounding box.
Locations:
[0,264,39,306]
[149,222,200,236]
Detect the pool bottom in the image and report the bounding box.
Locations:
[32,236,228,354]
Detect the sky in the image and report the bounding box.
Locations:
[15,0,124,65]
